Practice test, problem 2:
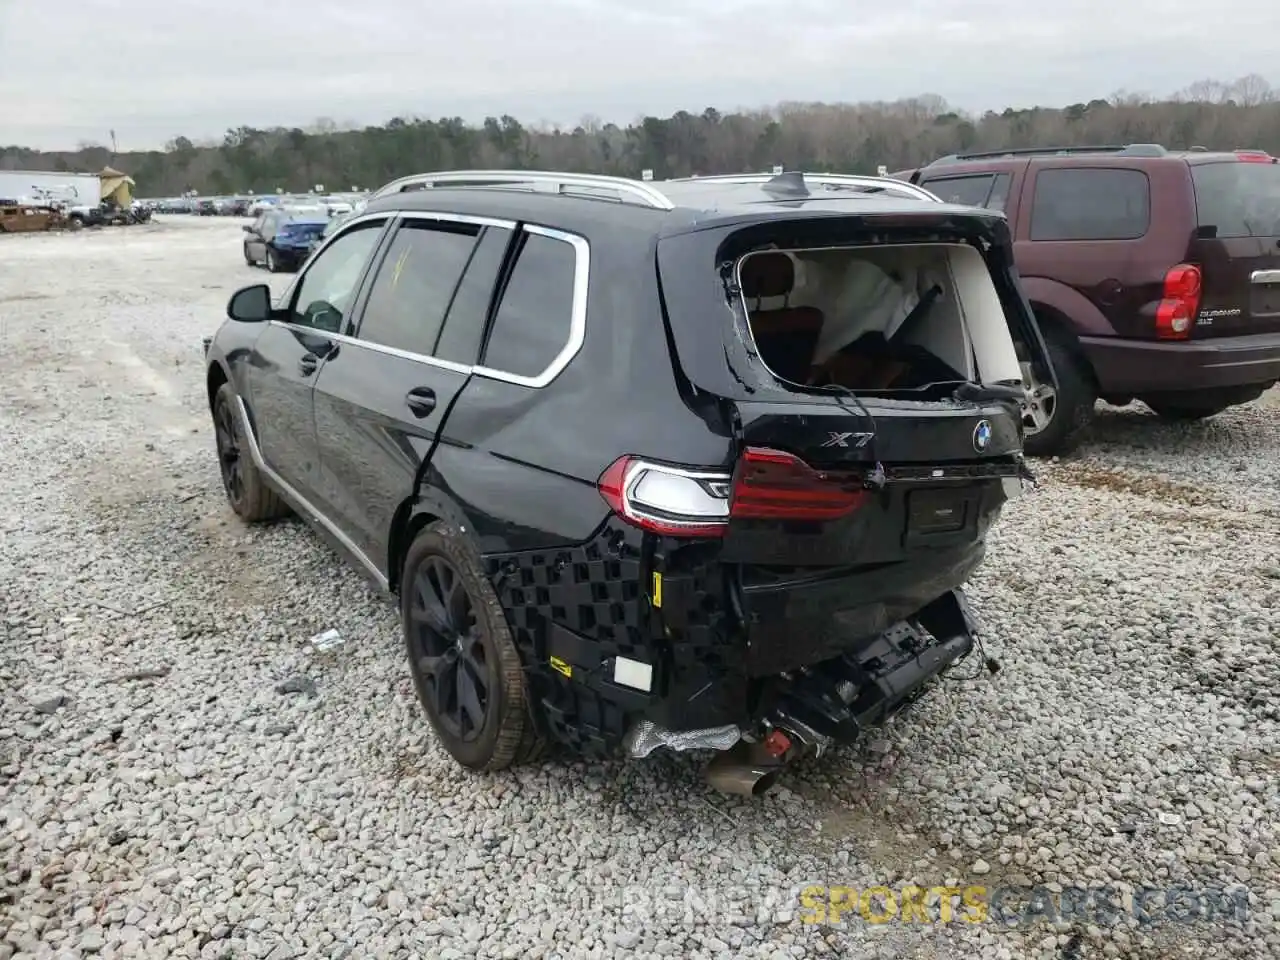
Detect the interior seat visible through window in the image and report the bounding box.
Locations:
[740,251,825,383]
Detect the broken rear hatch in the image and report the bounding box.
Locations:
[650,203,1049,670]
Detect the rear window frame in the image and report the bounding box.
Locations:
[1190,158,1280,239]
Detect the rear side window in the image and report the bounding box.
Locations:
[1029,168,1150,241]
[357,221,479,356]
[481,230,578,380]
[1191,160,1280,238]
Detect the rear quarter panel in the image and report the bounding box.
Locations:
[437,230,733,557]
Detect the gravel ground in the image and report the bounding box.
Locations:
[1,217,1277,960]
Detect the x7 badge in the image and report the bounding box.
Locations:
[821,431,874,448]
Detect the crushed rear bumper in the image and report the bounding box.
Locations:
[486,523,985,757]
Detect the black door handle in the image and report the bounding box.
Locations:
[405,387,437,418]
[298,354,319,376]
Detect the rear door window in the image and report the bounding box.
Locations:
[985,173,1012,211]
[1191,160,1280,237]
[1029,168,1150,241]
[435,225,513,365]
[480,229,579,381]
[920,174,997,208]
[355,221,479,356]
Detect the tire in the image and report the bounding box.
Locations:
[211,383,289,522]
[401,520,546,771]
[1141,399,1232,421]
[265,247,279,273]
[1022,325,1096,458]
[68,216,84,231]
[243,243,254,266]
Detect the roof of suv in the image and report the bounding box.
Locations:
[913,143,1276,172]
[358,170,1011,239]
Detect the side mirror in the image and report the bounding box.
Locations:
[227,284,272,323]
[242,224,253,232]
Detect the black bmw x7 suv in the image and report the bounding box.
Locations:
[203,169,1053,795]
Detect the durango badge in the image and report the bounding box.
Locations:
[972,419,992,453]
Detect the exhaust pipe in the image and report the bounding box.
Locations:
[704,739,789,797]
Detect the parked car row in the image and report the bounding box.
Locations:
[147,193,366,217]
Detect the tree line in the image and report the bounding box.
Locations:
[3,75,1279,197]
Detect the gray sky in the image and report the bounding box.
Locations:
[3,0,1278,151]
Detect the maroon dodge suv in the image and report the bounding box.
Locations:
[894,144,1280,455]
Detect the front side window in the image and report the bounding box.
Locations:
[1029,168,1150,241]
[288,220,384,333]
[356,221,479,356]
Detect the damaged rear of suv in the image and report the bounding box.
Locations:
[625,173,1050,793]
[205,169,1052,796]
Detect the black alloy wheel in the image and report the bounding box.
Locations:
[408,556,496,746]
[210,384,289,522]
[400,521,546,770]
[214,391,245,508]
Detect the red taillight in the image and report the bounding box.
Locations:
[1236,151,1274,163]
[596,448,868,537]
[729,448,868,521]
[1155,263,1201,340]
[597,456,731,537]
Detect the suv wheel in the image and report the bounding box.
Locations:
[265,248,280,272]
[401,521,545,771]
[1021,326,1095,457]
[212,383,290,521]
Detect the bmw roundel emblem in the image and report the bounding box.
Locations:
[972,419,993,453]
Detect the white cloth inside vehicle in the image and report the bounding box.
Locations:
[806,259,922,364]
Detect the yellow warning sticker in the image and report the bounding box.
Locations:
[651,572,663,608]
[549,656,572,678]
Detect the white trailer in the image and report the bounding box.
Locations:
[0,170,101,207]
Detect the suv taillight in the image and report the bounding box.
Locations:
[729,448,868,520]
[597,448,867,537]
[1155,263,1201,340]
[597,457,731,536]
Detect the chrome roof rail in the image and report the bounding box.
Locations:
[369,170,675,210]
[664,171,942,202]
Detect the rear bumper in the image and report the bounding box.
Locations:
[489,525,989,757]
[650,542,986,732]
[1081,332,1280,393]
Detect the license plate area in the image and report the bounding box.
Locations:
[1249,284,1280,317]
[904,487,978,542]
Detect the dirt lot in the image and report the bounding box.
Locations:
[1,217,1278,960]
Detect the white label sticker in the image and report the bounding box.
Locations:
[613,657,653,692]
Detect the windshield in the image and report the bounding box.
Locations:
[1191,160,1280,238]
